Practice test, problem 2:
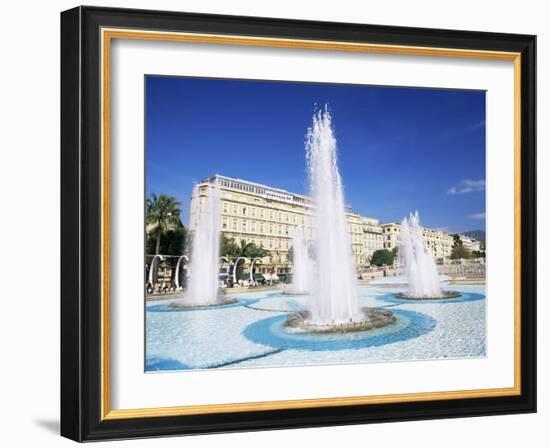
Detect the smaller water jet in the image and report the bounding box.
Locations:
[170,181,236,308]
[284,226,312,295]
[398,211,459,300]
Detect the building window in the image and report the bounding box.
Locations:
[260,223,264,234]
[285,226,289,236]
[232,219,237,231]
[251,221,256,233]
[222,218,227,229]
[278,225,282,236]
[242,221,247,232]
[223,202,228,213]
[269,239,274,249]
[260,209,264,219]
[233,204,237,214]
[278,239,282,249]
[278,212,282,222]
[270,223,274,234]
[251,207,256,217]
[242,206,247,215]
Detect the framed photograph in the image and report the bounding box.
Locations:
[61,6,536,441]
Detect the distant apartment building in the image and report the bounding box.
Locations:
[361,217,385,261]
[459,234,482,252]
[189,175,454,275]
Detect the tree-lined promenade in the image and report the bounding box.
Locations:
[145,193,275,292]
[145,193,272,260]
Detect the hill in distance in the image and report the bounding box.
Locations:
[462,230,486,243]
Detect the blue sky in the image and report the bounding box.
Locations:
[146,76,486,233]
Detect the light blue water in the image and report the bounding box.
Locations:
[145,284,486,372]
[243,309,436,351]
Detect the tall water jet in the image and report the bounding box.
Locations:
[286,107,395,332]
[399,211,457,299]
[288,226,311,295]
[305,108,362,324]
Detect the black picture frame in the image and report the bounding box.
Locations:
[61,5,536,442]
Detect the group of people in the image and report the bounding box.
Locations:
[220,277,266,289]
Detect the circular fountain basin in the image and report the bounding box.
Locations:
[369,274,450,287]
[394,291,461,300]
[244,308,435,351]
[169,297,239,309]
[282,289,309,296]
[285,307,396,334]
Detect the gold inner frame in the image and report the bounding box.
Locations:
[100,27,522,421]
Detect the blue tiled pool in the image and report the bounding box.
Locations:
[145,284,486,372]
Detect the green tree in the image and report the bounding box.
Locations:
[227,239,271,259]
[451,233,463,248]
[450,244,473,260]
[146,226,187,257]
[146,193,182,255]
[220,235,240,258]
[236,239,255,257]
[472,250,486,258]
[246,243,271,259]
[370,249,396,267]
[220,238,271,280]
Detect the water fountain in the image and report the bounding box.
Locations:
[285,226,311,295]
[397,211,459,299]
[286,107,395,332]
[171,181,236,308]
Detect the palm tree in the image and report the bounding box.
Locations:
[248,244,271,259]
[233,239,271,259]
[228,239,270,282]
[146,193,182,255]
[236,239,254,258]
[220,235,239,258]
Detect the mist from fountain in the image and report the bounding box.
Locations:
[184,181,222,305]
[400,211,443,298]
[305,107,363,325]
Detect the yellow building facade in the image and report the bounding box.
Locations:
[361,217,385,260]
